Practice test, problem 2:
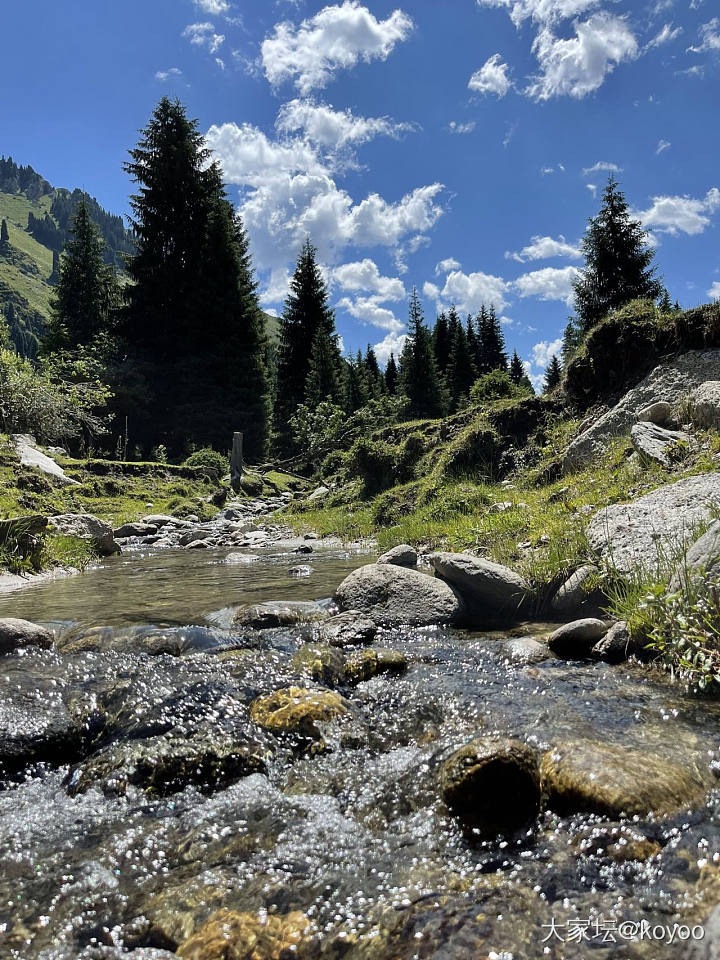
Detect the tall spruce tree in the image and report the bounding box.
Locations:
[561,318,583,367]
[343,352,369,413]
[0,218,8,248]
[446,321,477,409]
[573,176,662,331]
[398,287,448,419]
[363,345,384,398]
[274,238,340,452]
[544,355,562,392]
[45,200,118,350]
[477,305,508,372]
[432,311,451,373]
[466,314,480,370]
[385,352,398,395]
[509,350,524,384]
[658,288,672,312]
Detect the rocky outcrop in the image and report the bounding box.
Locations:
[376,544,418,567]
[0,617,53,654]
[49,513,120,556]
[233,600,330,629]
[541,740,710,817]
[586,472,720,576]
[335,563,465,627]
[669,519,720,590]
[12,434,80,486]
[690,381,720,428]
[547,618,608,659]
[630,421,695,467]
[562,350,720,470]
[428,552,531,622]
[440,737,541,834]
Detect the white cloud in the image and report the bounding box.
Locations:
[205,122,325,185]
[373,331,408,365]
[688,18,720,54]
[638,187,720,236]
[656,139,671,154]
[435,257,461,275]
[276,98,415,151]
[261,1,413,94]
[647,23,682,49]
[476,0,600,28]
[194,0,230,14]
[531,337,564,368]
[155,67,183,81]
[527,14,638,100]
[337,296,403,332]
[586,183,597,197]
[260,268,291,306]
[514,265,580,304]
[426,269,511,313]
[582,160,621,176]
[468,54,513,97]
[505,234,581,263]
[708,281,720,301]
[332,259,405,299]
[183,22,225,53]
[448,120,476,135]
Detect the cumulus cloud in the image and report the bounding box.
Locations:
[332,259,406,300]
[194,0,230,14]
[373,331,408,365]
[435,257,461,275]
[261,1,413,94]
[688,18,720,54]
[582,160,621,176]
[337,295,403,332]
[476,0,601,28]
[708,281,720,301]
[527,14,638,100]
[155,67,183,81]
[531,337,564,368]
[468,54,513,97]
[505,234,581,263]
[647,23,682,49]
[448,120,476,135]
[514,265,580,304]
[656,139,671,154]
[638,187,720,236]
[183,22,225,53]
[276,98,415,151]
[425,269,511,314]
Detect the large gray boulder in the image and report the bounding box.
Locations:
[691,380,720,428]
[0,618,53,655]
[562,349,720,471]
[669,519,720,591]
[376,544,418,567]
[12,434,80,486]
[635,400,673,424]
[428,552,531,621]
[335,563,465,627]
[547,618,608,659]
[630,421,695,468]
[49,513,120,556]
[550,564,602,616]
[586,472,720,577]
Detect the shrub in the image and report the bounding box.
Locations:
[320,450,346,480]
[184,447,227,479]
[470,369,529,404]
[439,420,502,479]
[346,433,425,497]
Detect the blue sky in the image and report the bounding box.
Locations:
[2,1,719,383]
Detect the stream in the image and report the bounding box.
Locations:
[1,532,720,959]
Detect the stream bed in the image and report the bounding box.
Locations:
[1,541,720,959]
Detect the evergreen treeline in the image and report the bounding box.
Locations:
[0,155,52,200]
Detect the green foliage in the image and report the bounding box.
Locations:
[398,287,448,419]
[42,534,95,572]
[438,418,502,479]
[476,305,508,374]
[384,352,398,395]
[289,400,346,465]
[543,355,562,393]
[183,447,227,479]
[470,368,529,404]
[0,516,43,573]
[346,433,425,496]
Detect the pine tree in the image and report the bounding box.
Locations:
[432,312,451,373]
[544,355,562,392]
[45,200,118,350]
[658,288,672,312]
[274,237,340,452]
[573,176,663,331]
[509,350,524,384]
[465,314,479,371]
[343,351,370,413]
[446,321,477,409]
[385,352,398,395]
[0,218,8,247]
[398,287,448,419]
[305,327,342,406]
[561,318,583,366]
[363,345,384,398]
[477,305,508,372]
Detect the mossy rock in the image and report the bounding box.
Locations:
[291,644,345,684]
[177,908,315,960]
[343,648,407,684]
[249,686,348,745]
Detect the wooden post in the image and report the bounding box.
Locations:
[231,431,243,492]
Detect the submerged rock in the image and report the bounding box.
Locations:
[547,618,608,659]
[428,552,531,622]
[249,687,348,746]
[343,648,407,684]
[317,610,377,647]
[0,617,53,654]
[335,563,465,627]
[376,543,418,567]
[49,512,120,556]
[541,740,710,817]
[440,737,541,835]
[234,600,330,629]
[291,644,345,684]
[177,909,314,960]
[502,636,550,665]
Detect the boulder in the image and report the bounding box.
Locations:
[550,564,602,616]
[636,400,673,424]
[691,380,720,428]
[591,620,642,663]
[669,519,720,591]
[586,472,720,577]
[0,617,53,655]
[233,600,330,629]
[547,618,608,659]
[335,563,465,627]
[377,544,418,567]
[177,909,313,960]
[343,648,407,684]
[141,514,191,529]
[49,513,120,556]
[307,485,330,501]
[541,740,710,817]
[12,434,80,486]
[502,636,551,665]
[113,521,158,538]
[440,737,541,834]
[317,610,377,647]
[428,552,531,621]
[630,421,695,468]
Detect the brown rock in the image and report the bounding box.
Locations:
[177,909,313,960]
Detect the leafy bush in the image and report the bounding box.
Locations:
[290,396,409,466]
[470,369,529,404]
[184,447,227,479]
[346,433,424,496]
[320,450,346,479]
[439,420,502,479]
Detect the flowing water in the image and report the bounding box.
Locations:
[1,540,720,959]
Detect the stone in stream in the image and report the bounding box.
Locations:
[428,552,532,622]
[141,514,192,529]
[289,564,314,577]
[233,600,330,629]
[591,620,643,663]
[688,904,720,960]
[541,740,710,817]
[440,737,541,834]
[249,687,348,746]
[177,909,314,960]
[335,563,465,627]
[291,644,345,684]
[113,521,158,538]
[0,617,53,654]
[49,512,121,556]
[502,636,550,665]
[343,648,407,684]
[547,618,608,659]
[317,610,377,647]
[376,543,418,567]
[224,552,260,564]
